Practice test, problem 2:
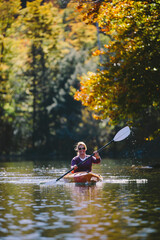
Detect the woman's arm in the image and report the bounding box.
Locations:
[92,151,101,163]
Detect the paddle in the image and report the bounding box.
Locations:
[56,126,131,182]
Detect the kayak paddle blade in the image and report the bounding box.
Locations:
[113,126,131,142]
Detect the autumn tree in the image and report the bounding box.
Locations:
[15,0,60,150]
[0,0,21,153]
[13,1,100,154]
[74,0,160,139]
[0,0,107,155]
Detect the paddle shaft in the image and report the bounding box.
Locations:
[56,139,114,182]
[56,126,131,182]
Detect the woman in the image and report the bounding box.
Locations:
[71,141,101,173]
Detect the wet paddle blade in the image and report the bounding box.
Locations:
[113,126,131,142]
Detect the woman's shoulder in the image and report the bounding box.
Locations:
[72,155,80,161]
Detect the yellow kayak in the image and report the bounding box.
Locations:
[63,171,103,183]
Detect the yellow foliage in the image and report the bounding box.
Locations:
[74,0,160,130]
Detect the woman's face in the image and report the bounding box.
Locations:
[78,144,86,153]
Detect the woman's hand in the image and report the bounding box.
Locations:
[72,165,78,170]
[71,165,78,173]
[93,151,100,159]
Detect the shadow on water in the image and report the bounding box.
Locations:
[0,157,160,239]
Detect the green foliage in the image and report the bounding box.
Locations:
[14,0,61,150]
[0,0,102,155]
[60,3,98,51]
[1,0,159,159]
[75,0,160,139]
[0,0,21,153]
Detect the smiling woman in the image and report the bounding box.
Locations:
[71,141,101,173]
[56,126,131,182]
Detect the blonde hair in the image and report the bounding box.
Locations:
[74,141,87,152]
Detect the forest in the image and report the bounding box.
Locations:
[0,0,159,162]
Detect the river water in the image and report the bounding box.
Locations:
[0,158,159,240]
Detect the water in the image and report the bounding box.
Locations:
[0,158,160,240]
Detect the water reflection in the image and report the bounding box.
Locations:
[0,159,159,240]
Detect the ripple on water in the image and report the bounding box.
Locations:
[130,227,157,238]
[0,162,160,240]
[104,178,148,184]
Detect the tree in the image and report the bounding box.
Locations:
[0,0,21,153]
[11,0,101,155]
[0,0,107,156]
[15,0,60,150]
[74,0,160,139]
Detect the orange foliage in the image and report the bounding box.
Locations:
[74,0,160,129]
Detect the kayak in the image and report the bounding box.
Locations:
[63,171,103,183]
